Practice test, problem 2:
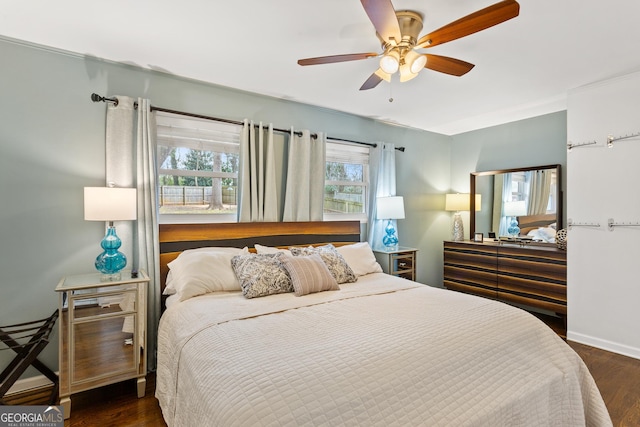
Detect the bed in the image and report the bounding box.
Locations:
[518,214,558,242]
[155,221,611,427]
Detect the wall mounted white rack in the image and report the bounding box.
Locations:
[566,140,597,151]
[567,219,601,229]
[567,131,640,151]
[608,218,640,231]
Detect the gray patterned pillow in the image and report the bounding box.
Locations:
[289,244,357,284]
[281,252,340,296]
[231,253,293,299]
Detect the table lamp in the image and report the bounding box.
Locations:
[445,193,481,241]
[376,196,405,248]
[503,200,527,237]
[84,186,137,281]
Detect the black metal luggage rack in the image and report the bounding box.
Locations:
[0,310,59,405]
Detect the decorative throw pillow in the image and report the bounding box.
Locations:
[290,244,357,284]
[231,253,294,299]
[336,242,383,276]
[281,253,340,296]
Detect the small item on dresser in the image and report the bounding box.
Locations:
[556,228,568,250]
[474,232,483,242]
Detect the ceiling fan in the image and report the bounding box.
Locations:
[297,0,520,90]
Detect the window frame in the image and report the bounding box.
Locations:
[323,140,370,223]
[155,112,241,224]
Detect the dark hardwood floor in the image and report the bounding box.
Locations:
[5,375,166,427]
[5,342,640,426]
[568,342,640,427]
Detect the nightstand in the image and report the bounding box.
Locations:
[374,247,418,281]
[55,270,149,419]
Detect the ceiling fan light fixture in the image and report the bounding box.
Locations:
[409,53,427,74]
[374,68,392,82]
[399,65,419,82]
[379,50,400,74]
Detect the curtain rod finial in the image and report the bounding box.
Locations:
[91,93,119,106]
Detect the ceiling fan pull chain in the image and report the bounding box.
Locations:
[389,77,394,103]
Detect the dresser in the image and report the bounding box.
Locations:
[443,241,566,316]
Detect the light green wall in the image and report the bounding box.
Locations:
[0,37,451,377]
[449,111,568,237]
[0,36,567,383]
[450,111,567,188]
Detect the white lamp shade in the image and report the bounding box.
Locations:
[379,50,400,74]
[408,50,427,74]
[376,196,405,220]
[503,200,527,217]
[84,187,137,221]
[445,193,481,212]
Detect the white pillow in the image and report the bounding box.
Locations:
[254,243,293,256]
[528,227,556,243]
[167,247,248,301]
[336,242,383,276]
[163,270,177,295]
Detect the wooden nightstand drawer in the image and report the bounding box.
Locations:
[374,247,418,281]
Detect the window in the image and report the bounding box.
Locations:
[155,115,371,224]
[324,141,370,221]
[156,112,241,223]
[510,171,527,202]
[511,170,557,213]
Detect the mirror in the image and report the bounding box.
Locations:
[470,164,562,243]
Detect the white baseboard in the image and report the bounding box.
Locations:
[5,373,57,396]
[567,331,640,360]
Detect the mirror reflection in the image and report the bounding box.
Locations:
[471,165,561,243]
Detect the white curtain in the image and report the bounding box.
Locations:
[106,96,160,371]
[367,142,397,250]
[238,120,278,222]
[492,176,503,233]
[526,170,552,215]
[283,129,325,221]
[498,172,513,236]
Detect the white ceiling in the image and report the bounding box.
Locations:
[2,0,640,135]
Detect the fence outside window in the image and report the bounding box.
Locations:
[159,186,237,206]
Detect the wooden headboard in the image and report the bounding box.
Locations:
[159,221,361,293]
[517,214,557,236]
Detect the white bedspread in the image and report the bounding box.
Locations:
[156,273,611,426]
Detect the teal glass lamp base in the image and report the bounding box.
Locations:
[382,220,399,248]
[507,218,520,237]
[95,225,127,281]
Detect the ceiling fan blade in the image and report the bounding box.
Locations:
[424,54,475,76]
[360,68,391,90]
[415,0,520,49]
[298,52,379,66]
[360,0,402,44]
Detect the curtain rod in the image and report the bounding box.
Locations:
[90,93,405,152]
